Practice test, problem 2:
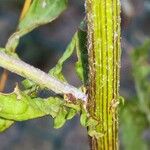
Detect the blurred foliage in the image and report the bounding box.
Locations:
[120,41,150,150]
[131,41,150,122]
[120,100,149,150]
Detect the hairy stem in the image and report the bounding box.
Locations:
[86,0,121,149]
[0,51,87,102]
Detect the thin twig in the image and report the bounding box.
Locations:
[0,70,9,92]
[0,51,87,102]
[20,0,32,20]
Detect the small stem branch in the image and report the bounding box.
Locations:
[0,70,9,91]
[0,51,87,102]
[20,0,32,20]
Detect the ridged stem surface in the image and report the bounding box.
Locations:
[86,0,121,149]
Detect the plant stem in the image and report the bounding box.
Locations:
[0,51,87,102]
[86,0,121,149]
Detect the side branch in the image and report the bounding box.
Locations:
[0,51,87,102]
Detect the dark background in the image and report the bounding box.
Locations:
[0,0,149,149]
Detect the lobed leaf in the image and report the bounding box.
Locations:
[0,91,63,121]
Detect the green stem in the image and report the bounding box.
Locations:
[86,0,121,149]
[0,51,87,102]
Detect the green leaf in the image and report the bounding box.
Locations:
[75,28,88,84]
[79,105,102,138]
[49,32,76,81]
[49,23,88,84]
[49,21,88,84]
[80,108,88,127]
[22,79,39,98]
[64,102,81,112]
[120,101,149,150]
[66,108,77,120]
[22,79,36,89]
[0,118,14,132]
[19,0,68,32]
[54,107,67,128]
[0,91,63,121]
[6,0,68,52]
[130,41,150,122]
[86,116,103,139]
[37,97,63,118]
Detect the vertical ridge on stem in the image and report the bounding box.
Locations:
[86,0,121,149]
